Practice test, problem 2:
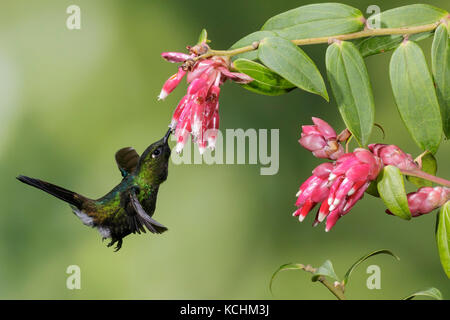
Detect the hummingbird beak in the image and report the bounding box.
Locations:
[163,128,172,144]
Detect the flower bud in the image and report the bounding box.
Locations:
[387,186,450,217]
[218,66,253,84]
[161,52,191,63]
[299,117,344,160]
[368,144,418,171]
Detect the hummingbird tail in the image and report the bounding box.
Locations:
[144,217,168,234]
[16,175,84,209]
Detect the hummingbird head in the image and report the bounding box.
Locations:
[137,129,172,184]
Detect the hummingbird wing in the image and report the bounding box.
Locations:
[127,214,147,234]
[115,147,140,177]
[129,190,168,234]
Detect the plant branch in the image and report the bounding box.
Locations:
[317,276,346,300]
[401,169,450,187]
[198,22,442,60]
[303,265,346,300]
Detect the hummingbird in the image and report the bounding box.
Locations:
[17,129,172,251]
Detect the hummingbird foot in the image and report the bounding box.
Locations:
[114,239,123,252]
[106,238,123,252]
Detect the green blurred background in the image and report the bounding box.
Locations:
[0,0,448,299]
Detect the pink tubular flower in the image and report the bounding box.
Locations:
[387,187,450,217]
[299,117,344,160]
[294,148,383,231]
[293,162,334,222]
[158,67,186,100]
[161,52,192,63]
[368,144,418,171]
[159,44,253,154]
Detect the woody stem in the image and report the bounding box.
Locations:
[198,21,442,60]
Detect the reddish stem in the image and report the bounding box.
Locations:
[401,169,450,187]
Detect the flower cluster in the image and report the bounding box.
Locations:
[294,118,449,231]
[159,44,253,154]
[370,144,450,215]
[294,147,382,231]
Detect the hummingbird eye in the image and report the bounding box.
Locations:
[152,147,162,158]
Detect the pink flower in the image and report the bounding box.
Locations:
[158,68,186,101]
[299,118,344,160]
[324,149,383,231]
[161,52,192,63]
[387,186,450,217]
[159,45,253,154]
[293,162,334,222]
[294,148,383,231]
[368,144,418,171]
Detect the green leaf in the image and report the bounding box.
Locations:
[377,165,411,220]
[436,201,450,278]
[355,4,448,57]
[229,31,277,61]
[258,36,328,100]
[431,24,450,139]
[262,3,364,40]
[269,263,305,294]
[197,28,208,44]
[371,4,448,28]
[233,58,295,96]
[311,260,339,282]
[407,153,437,187]
[365,180,380,197]
[325,41,375,146]
[390,40,442,154]
[355,32,433,58]
[403,287,443,300]
[343,249,399,285]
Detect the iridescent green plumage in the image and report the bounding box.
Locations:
[17,129,172,251]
